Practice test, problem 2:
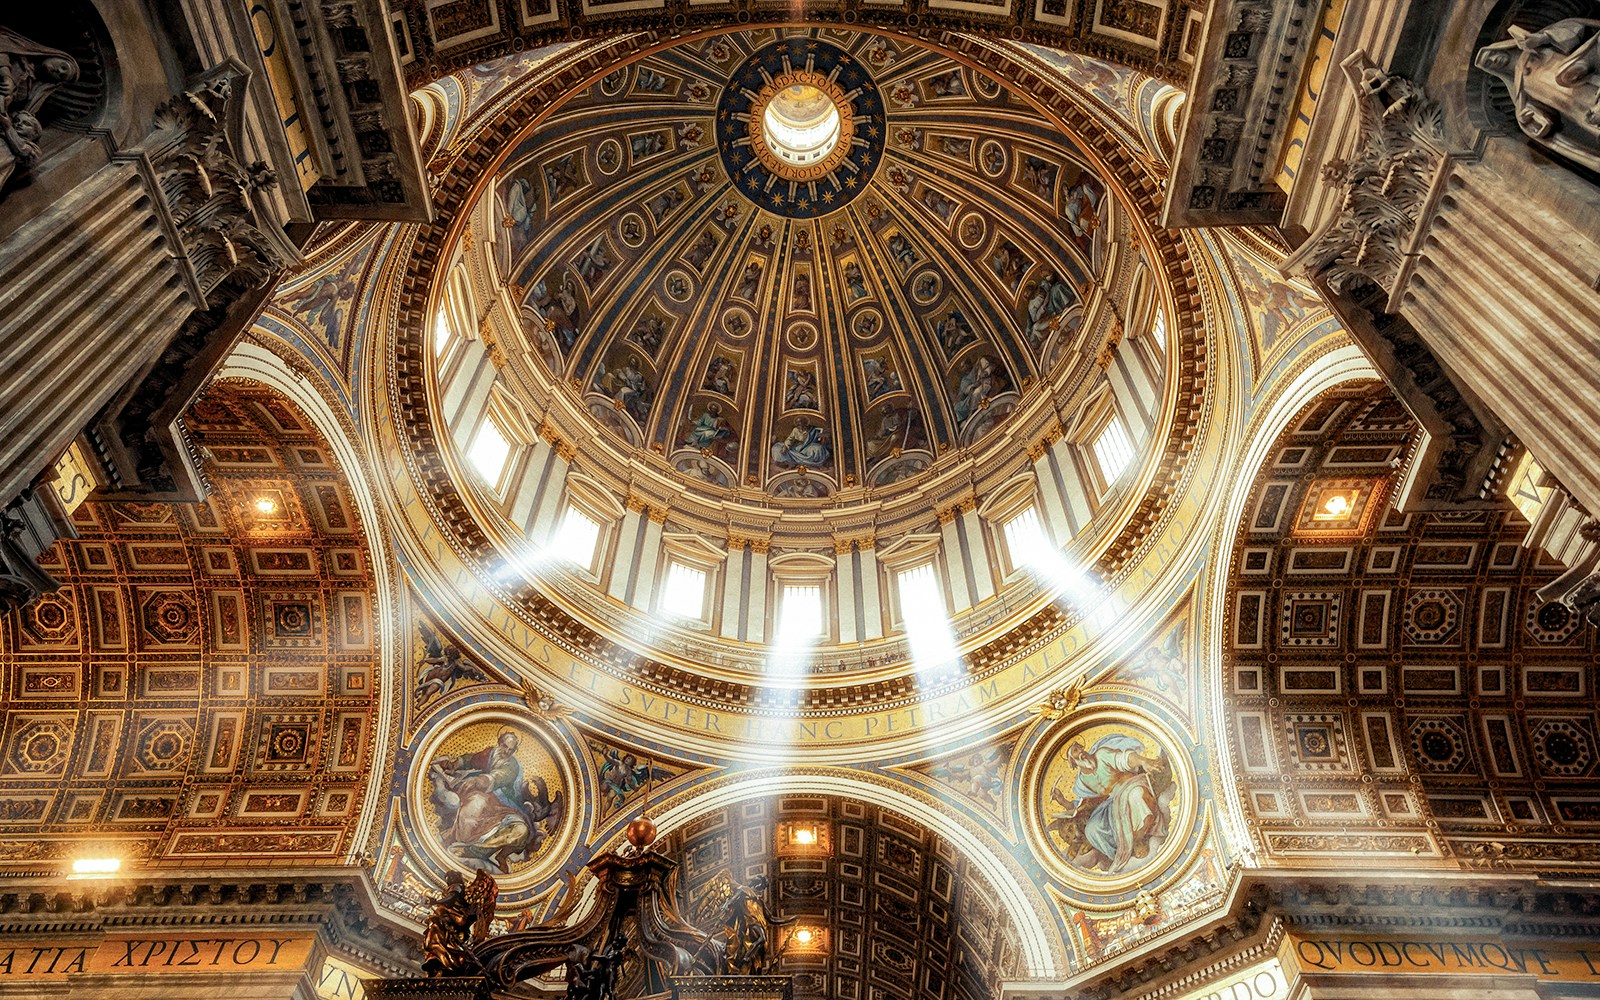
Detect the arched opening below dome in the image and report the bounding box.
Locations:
[656,792,1027,1000]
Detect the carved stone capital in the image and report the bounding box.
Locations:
[1287,53,1446,298]
[147,63,292,301]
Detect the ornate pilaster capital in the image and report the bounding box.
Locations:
[1287,53,1445,297]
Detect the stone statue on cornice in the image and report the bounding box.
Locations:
[0,26,79,190]
[1477,18,1600,173]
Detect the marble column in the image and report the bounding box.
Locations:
[630,509,667,612]
[961,505,997,603]
[507,439,552,532]
[0,164,195,504]
[442,341,496,450]
[1105,336,1159,440]
[746,542,770,643]
[1031,442,1074,547]
[1051,439,1093,536]
[835,541,860,644]
[526,443,571,547]
[607,502,646,602]
[720,539,747,640]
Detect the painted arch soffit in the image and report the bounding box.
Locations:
[363,28,1251,761]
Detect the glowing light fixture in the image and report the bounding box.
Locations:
[253,496,278,515]
[69,857,121,878]
[1310,487,1361,522]
[793,827,817,846]
[793,928,815,945]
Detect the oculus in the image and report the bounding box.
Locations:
[716,37,886,219]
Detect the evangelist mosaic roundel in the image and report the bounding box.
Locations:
[412,711,575,886]
[1026,710,1195,893]
[715,37,887,219]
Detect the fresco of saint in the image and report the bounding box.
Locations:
[426,728,565,875]
[1045,731,1176,876]
[771,418,831,469]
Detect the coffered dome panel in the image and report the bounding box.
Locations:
[487,28,1114,501]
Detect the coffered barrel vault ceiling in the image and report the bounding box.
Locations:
[664,795,1023,1000]
[1224,381,1600,872]
[0,384,383,869]
[492,29,1111,497]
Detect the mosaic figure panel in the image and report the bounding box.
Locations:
[417,717,568,878]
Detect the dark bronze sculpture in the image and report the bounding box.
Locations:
[376,815,793,1000]
[563,934,628,1000]
[421,870,498,977]
[710,876,795,975]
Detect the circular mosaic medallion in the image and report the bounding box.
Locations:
[665,268,694,301]
[1023,709,1196,893]
[411,710,577,887]
[978,139,1007,178]
[618,211,646,248]
[958,215,988,252]
[716,37,886,219]
[723,306,753,338]
[786,321,819,352]
[850,306,884,342]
